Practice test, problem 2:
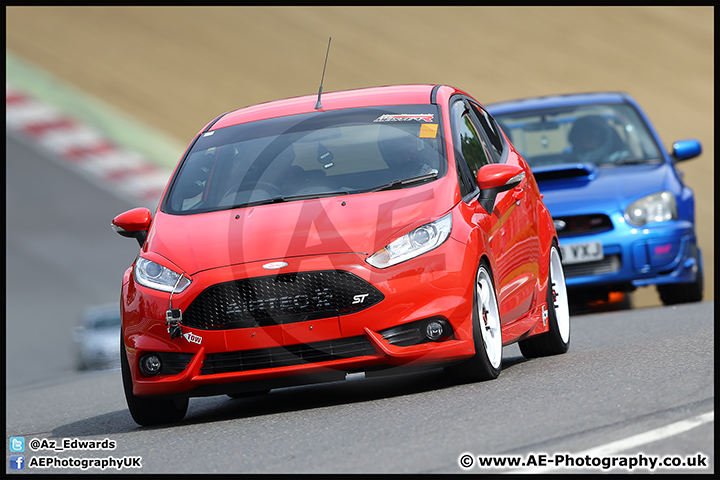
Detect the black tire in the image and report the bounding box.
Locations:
[446,262,502,383]
[121,336,188,426]
[657,259,703,305]
[519,243,571,358]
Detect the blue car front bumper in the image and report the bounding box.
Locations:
[558,213,702,291]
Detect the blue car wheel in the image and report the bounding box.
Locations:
[657,250,703,305]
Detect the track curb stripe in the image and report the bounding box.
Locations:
[6,82,172,205]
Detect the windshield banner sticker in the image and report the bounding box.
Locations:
[374,113,435,123]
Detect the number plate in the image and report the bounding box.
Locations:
[560,241,604,265]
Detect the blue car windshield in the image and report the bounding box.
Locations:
[164,105,445,214]
[493,104,663,169]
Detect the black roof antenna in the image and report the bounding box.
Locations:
[315,37,332,110]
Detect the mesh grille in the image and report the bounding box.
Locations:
[563,254,621,278]
[201,336,377,374]
[182,270,383,330]
[146,352,194,376]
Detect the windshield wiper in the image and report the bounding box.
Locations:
[243,195,288,207]
[599,158,662,166]
[283,190,350,201]
[364,172,438,193]
[243,190,349,208]
[235,174,436,208]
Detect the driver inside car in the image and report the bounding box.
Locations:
[378,126,439,179]
[568,115,629,164]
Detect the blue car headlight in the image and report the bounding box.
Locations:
[366,213,452,269]
[624,191,677,226]
[135,257,191,293]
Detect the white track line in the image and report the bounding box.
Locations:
[511,410,714,473]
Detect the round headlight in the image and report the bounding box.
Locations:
[144,262,163,279]
[410,225,435,246]
[425,321,445,341]
[139,353,162,376]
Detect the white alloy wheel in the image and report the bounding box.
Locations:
[550,246,570,344]
[518,242,571,358]
[477,266,502,369]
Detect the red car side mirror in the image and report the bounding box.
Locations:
[112,207,152,247]
[476,164,525,214]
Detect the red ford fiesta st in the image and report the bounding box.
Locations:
[112,84,570,426]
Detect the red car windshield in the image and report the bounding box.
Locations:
[164,105,445,214]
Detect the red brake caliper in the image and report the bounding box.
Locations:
[482,305,490,331]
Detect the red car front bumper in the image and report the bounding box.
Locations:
[122,242,480,398]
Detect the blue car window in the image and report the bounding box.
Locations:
[493,104,663,168]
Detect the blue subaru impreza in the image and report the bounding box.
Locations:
[486,92,703,306]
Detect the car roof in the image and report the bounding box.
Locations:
[208,84,443,131]
[485,92,633,115]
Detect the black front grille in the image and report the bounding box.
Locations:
[183,270,384,330]
[563,254,621,277]
[155,352,195,376]
[554,214,613,237]
[201,336,377,375]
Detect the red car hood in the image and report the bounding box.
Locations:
[145,182,456,275]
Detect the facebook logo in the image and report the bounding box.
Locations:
[10,455,25,470]
[10,436,25,452]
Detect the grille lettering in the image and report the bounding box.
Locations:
[226,288,334,315]
[352,293,370,304]
[183,271,384,330]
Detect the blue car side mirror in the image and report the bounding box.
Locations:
[672,139,702,162]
